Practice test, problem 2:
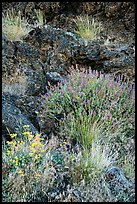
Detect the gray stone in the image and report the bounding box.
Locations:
[2,94,39,139]
[103,166,134,201]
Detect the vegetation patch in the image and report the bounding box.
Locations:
[74,15,103,40]
[2,66,135,202]
[2,9,33,41]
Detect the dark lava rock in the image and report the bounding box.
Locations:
[23,25,135,77]
[2,37,47,96]
[45,71,65,85]
[15,95,41,132]
[2,94,39,139]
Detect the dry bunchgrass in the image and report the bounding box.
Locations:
[34,9,45,27]
[2,8,46,42]
[61,109,103,150]
[2,8,33,42]
[74,15,103,40]
[69,143,116,185]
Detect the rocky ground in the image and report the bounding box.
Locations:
[2,2,135,202]
[2,2,135,137]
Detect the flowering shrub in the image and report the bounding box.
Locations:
[2,126,75,202]
[2,67,135,201]
[39,67,135,139]
[3,125,45,175]
[2,125,49,201]
[38,67,135,189]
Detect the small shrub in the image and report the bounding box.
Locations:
[39,67,135,138]
[2,126,49,202]
[74,15,103,40]
[2,9,33,41]
[2,126,74,202]
[3,128,45,174]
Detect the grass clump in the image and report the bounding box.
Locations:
[34,9,45,26]
[74,15,103,40]
[69,143,116,184]
[61,108,102,149]
[2,8,33,42]
[2,8,46,42]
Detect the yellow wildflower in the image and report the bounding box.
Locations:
[23,131,32,136]
[15,156,19,166]
[35,173,41,178]
[35,133,41,138]
[13,141,17,146]
[15,161,18,166]
[31,143,36,147]
[6,141,17,146]
[9,159,13,163]
[7,150,11,156]
[7,141,14,145]
[37,137,44,141]
[18,170,24,176]
[36,141,41,145]
[28,135,33,139]
[19,141,25,145]
[32,141,41,147]
[35,134,44,141]
[10,133,17,138]
[15,156,18,160]
[40,149,45,153]
[35,154,41,160]
[31,148,36,153]
[23,125,30,128]
[29,152,34,157]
